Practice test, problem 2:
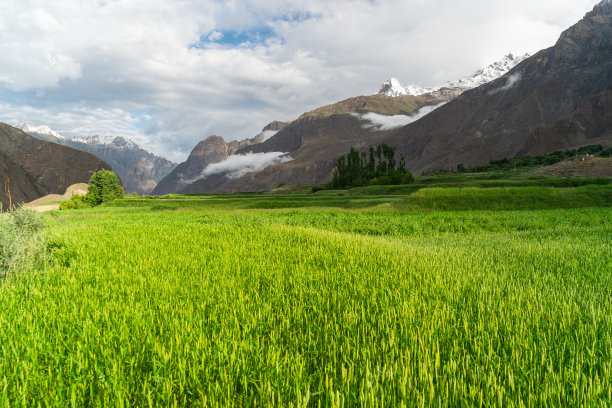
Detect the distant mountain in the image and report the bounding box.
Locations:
[0,122,113,208]
[379,53,530,98]
[17,122,67,141]
[152,121,288,195]
[162,55,529,194]
[19,125,177,194]
[166,1,612,195]
[64,135,177,194]
[381,0,612,173]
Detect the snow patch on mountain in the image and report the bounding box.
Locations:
[17,122,66,139]
[379,53,530,97]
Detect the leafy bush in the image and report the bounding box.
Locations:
[0,205,47,277]
[60,195,91,210]
[84,170,124,206]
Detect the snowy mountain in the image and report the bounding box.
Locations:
[379,53,530,97]
[17,122,66,140]
[18,124,176,194]
[72,135,140,150]
[445,53,531,89]
[378,78,434,97]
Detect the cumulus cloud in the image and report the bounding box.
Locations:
[0,0,599,161]
[355,102,448,131]
[185,152,293,183]
[208,31,224,41]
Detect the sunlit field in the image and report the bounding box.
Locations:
[1,183,611,406]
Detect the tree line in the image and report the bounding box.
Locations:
[328,144,413,189]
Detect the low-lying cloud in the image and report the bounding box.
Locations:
[355,102,448,131]
[184,151,293,183]
[489,72,522,94]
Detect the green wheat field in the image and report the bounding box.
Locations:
[1,180,611,406]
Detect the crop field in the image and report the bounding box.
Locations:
[0,183,611,406]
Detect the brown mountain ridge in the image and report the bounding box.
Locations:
[0,122,114,208]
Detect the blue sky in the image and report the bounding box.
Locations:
[0,0,600,162]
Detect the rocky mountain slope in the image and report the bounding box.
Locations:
[155,85,457,194]
[19,124,177,194]
[152,122,288,195]
[381,0,612,174]
[0,122,113,208]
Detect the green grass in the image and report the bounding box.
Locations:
[398,185,612,211]
[110,184,612,212]
[0,184,611,406]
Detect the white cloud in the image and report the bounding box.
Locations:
[0,0,600,162]
[489,72,522,94]
[185,151,293,182]
[208,30,224,41]
[355,102,448,131]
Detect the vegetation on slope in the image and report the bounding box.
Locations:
[298,94,432,120]
[456,144,612,173]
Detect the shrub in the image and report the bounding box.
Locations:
[84,170,124,206]
[0,205,48,277]
[60,195,91,210]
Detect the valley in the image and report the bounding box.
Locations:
[1,0,611,405]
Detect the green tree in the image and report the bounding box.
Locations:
[327,144,413,189]
[85,170,124,206]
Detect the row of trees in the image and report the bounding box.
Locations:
[328,144,413,188]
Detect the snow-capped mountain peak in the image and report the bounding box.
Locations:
[378,53,531,97]
[445,53,530,89]
[72,135,139,150]
[378,78,409,97]
[17,122,66,140]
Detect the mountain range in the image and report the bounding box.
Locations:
[378,53,530,97]
[17,124,177,194]
[152,1,611,195]
[4,1,611,202]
